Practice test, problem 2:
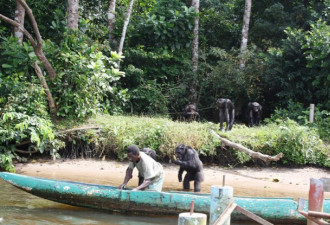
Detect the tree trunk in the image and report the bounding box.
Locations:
[67,0,79,30]
[14,0,25,44]
[191,0,199,73]
[108,0,116,45]
[118,0,135,55]
[210,130,283,163]
[239,0,252,70]
[189,0,200,104]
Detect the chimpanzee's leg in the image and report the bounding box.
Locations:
[193,171,203,192]
[249,110,254,127]
[224,108,230,131]
[256,112,261,125]
[183,172,194,190]
[219,110,224,130]
[194,180,202,192]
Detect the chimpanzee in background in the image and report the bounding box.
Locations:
[182,104,200,122]
[172,144,204,192]
[247,102,262,127]
[216,98,235,131]
[138,148,157,185]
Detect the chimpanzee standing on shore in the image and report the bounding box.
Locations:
[172,144,204,192]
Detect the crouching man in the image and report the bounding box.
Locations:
[118,145,165,192]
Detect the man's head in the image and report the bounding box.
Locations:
[126,145,140,162]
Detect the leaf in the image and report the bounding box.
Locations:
[28,52,36,58]
[2,64,12,68]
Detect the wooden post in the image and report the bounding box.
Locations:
[321,178,330,192]
[178,213,207,225]
[308,178,324,225]
[235,206,274,225]
[213,202,237,225]
[178,199,207,225]
[308,211,330,219]
[309,104,315,123]
[209,185,233,225]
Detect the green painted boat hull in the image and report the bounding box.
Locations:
[1,172,329,224]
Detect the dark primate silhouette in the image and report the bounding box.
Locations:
[182,104,200,122]
[247,102,262,126]
[172,144,204,192]
[216,98,235,131]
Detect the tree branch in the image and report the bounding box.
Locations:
[209,129,283,163]
[56,126,100,134]
[0,2,57,81]
[33,61,57,114]
[15,140,31,147]
[16,0,42,44]
[14,149,39,154]
[0,14,36,46]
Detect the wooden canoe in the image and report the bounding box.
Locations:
[1,172,329,224]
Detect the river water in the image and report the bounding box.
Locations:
[0,178,261,225]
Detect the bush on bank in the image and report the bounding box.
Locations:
[1,114,329,171]
[61,115,329,167]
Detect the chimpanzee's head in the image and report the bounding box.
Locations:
[251,102,260,112]
[216,98,229,108]
[175,144,187,160]
[141,148,157,160]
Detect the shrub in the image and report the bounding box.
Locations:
[266,101,330,142]
[86,115,329,167]
[227,119,329,166]
[89,115,220,161]
[47,32,126,118]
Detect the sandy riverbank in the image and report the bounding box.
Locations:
[14,159,330,199]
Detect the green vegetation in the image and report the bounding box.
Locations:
[1,112,329,171]
[0,0,329,171]
[56,115,330,167]
[89,115,220,160]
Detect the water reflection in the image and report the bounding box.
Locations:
[0,178,179,225]
[0,206,179,225]
[0,178,258,225]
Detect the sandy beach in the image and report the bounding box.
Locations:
[13,158,330,199]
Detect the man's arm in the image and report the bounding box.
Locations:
[132,179,151,191]
[118,167,133,189]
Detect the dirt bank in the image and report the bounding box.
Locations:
[15,159,330,199]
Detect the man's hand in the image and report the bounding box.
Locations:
[118,184,126,190]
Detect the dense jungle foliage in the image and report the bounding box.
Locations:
[0,0,329,171]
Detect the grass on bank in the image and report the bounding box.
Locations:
[57,114,329,168]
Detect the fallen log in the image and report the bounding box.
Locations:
[209,129,283,163]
